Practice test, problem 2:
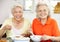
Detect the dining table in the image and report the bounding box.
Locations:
[0,38,60,42]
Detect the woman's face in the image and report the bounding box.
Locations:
[12,7,23,21]
[37,5,49,19]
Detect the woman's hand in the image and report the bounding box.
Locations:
[51,36,60,41]
[3,25,11,30]
[41,35,52,40]
[42,35,60,41]
[21,33,32,37]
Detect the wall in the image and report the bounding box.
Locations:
[0,0,60,29]
[50,1,60,29]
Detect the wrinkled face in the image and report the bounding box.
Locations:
[36,5,49,19]
[12,7,23,21]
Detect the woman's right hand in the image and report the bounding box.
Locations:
[2,25,11,30]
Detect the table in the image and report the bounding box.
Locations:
[0,38,60,42]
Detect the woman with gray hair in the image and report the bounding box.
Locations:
[32,3,60,42]
[0,5,31,39]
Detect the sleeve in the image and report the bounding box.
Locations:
[52,20,60,36]
[0,19,10,29]
[27,20,31,32]
[22,19,31,34]
[0,19,10,34]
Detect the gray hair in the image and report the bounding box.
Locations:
[11,5,23,13]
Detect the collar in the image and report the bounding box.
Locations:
[36,17,51,25]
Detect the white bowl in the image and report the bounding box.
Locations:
[13,37,30,42]
[30,35,42,42]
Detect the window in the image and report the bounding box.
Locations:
[23,0,34,11]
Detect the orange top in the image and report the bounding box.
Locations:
[32,17,60,36]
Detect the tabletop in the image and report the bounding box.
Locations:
[0,38,60,42]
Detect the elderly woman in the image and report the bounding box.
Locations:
[0,5,31,38]
[32,3,60,42]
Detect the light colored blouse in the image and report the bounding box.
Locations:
[1,18,31,38]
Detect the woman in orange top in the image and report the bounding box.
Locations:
[32,3,60,42]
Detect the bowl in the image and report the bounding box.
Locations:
[13,37,30,42]
[30,35,42,42]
